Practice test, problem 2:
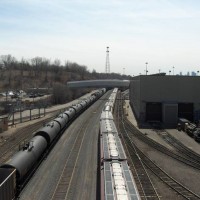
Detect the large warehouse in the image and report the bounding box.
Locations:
[129,75,200,127]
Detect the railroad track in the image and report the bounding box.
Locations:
[50,106,100,200]
[156,129,200,164]
[123,131,200,200]
[124,119,200,170]
[117,93,200,200]
[0,112,59,164]
[18,91,110,200]
[115,92,160,200]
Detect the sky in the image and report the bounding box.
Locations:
[1,0,200,76]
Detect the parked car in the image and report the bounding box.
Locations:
[0,92,6,97]
[185,123,197,136]
[7,91,14,96]
[11,94,19,99]
[37,93,44,97]
[29,93,37,98]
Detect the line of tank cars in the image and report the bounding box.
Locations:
[0,88,106,200]
[100,88,140,200]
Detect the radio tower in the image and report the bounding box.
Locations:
[105,46,110,73]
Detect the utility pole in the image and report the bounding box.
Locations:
[105,47,110,73]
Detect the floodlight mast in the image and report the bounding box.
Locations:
[105,46,110,73]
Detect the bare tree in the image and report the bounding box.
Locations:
[43,58,50,82]
[19,58,30,89]
[53,59,61,67]
[31,57,50,82]
[0,54,16,87]
[52,83,71,104]
[31,57,43,77]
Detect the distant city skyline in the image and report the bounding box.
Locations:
[1,0,200,76]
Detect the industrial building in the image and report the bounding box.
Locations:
[129,75,200,127]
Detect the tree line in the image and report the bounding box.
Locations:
[0,54,132,105]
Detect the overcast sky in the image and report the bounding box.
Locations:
[1,0,200,76]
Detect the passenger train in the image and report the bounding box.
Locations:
[100,88,141,200]
[0,88,106,200]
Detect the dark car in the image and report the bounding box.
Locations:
[29,93,37,98]
[11,94,19,99]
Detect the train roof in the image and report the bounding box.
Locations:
[100,119,118,134]
[100,110,113,120]
[103,161,140,200]
[102,133,126,160]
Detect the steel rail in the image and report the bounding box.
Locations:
[156,129,200,163]
[117,92,160,200]
[124,132,200,200]
[119,95,200,200]
[50,100,104,200]
[50,119,88,200]
[0,116,56,164]
[124,119,200,170]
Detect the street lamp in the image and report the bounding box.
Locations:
[169,70,171,75]
[173,66,175,75]
[145,62,148,75]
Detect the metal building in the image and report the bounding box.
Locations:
[130,75,200,127]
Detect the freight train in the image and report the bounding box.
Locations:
[99,88,141,200]
[0,88,106,200]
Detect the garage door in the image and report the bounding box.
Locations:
[178,103,193,121]
[146,102,162,122]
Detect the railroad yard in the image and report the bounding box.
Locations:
[119,92,200,199]
[19,91,110,200]
[0,89,200,199]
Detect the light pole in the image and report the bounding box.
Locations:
[173,66,175,75]
[145,62,148,75]
[169,70,171,75]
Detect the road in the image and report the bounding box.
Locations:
[19,92,109,200]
